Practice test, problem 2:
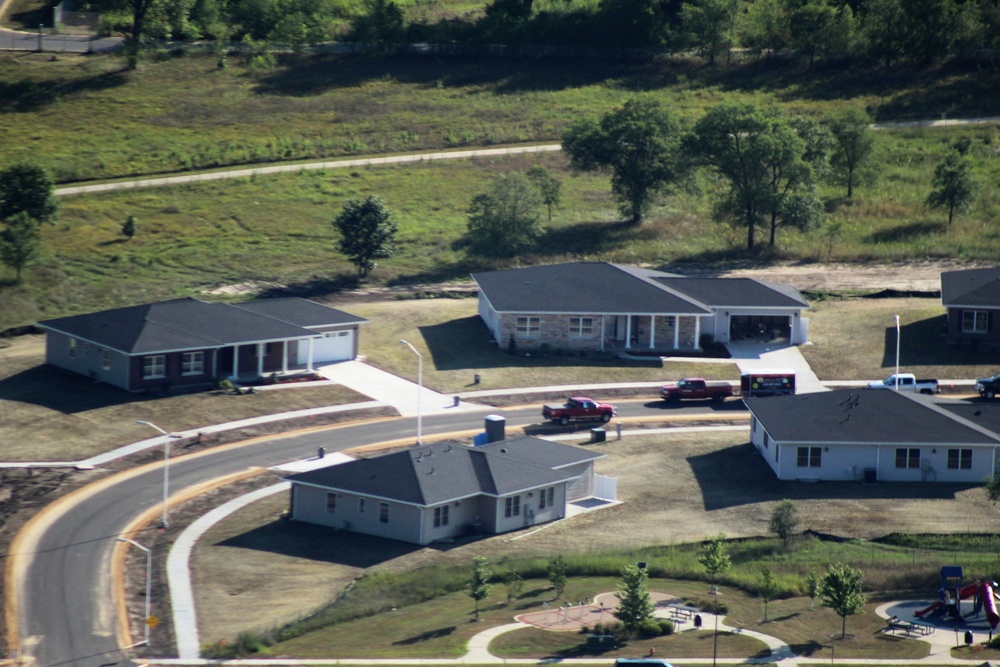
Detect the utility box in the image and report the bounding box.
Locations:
[590,428,606,443]
[485,414,506,443]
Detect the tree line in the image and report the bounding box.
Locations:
[100,0,1000,69]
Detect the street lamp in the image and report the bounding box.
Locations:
[136,420,181,528]
[709,585,720,667]
[399,340,423,444]
[116,537,151,646]
[894,314,901,391]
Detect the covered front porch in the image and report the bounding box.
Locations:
[601,314,703,353]
[216,337,320,380]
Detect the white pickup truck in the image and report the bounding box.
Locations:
[867,373,939,394]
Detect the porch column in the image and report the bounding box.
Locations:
[625,315,632,350]
[694,317,701,350]
[648,316,655,349]
[232,343,239,378]
[257,343,265,376]
[600,315,605,352]
[673,316,680,349]
[307,337,315,371]
[212,349,218,378]
[282,341,289,373]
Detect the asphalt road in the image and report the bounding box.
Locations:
[14,399,744,667]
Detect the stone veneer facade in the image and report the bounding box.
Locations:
[496,313,701,353]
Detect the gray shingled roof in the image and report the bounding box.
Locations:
[471,263,711,315]
[37,297,362,355]
[472,262,808,314]
[285,436,605,506]
[235,298,368,327]
[654,278,809,309]
[745,389,1000,445]
[941,267,1000,308]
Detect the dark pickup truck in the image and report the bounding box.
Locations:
[976,373,1000,399]
[542,396,617,426]
[659,378,734,403]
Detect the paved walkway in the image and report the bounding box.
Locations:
[728,342,827,394]
[317,360,488,417]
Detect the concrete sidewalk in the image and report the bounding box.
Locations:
[728,342,827,394]
[317,360,489,417]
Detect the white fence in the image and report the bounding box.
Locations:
[593,474,617,502]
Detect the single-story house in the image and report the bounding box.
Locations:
[285,435,608,545]
[745,389,1000,483]
[37,297,367,392]
[471,262,809,354]
[941,267,1000,350]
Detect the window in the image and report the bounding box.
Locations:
[796,446,821,468]
[539,487,555,509]
[504,495,521,518]
[515,316,540,337]
[358,498,366,513]
[895,448,921,469]
[326,493,337,513]
[948,448,973,470]
[68,338,77,358]
[143,355,166,379]
[569,317,594,338]
[379,502,390,524]
[433,505,449,527]
[182,351,204,375]
[962,310,989,334]
[101,349,111,371]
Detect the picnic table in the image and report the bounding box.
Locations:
[884,616,935,636]
[665,603,700,621]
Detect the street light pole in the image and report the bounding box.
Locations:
[116,537,151,646]
[711,585,719,667]
[136,420,180,528]
[894,314,901,392]
[399,340,423,444]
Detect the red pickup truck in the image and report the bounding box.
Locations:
[659,378,734,403]
[542,396,617,426]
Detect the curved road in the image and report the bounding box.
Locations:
[11,399,745,667]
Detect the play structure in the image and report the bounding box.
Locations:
[914,566,1000,638]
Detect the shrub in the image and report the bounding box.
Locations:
[657,618,675,636]
[637,618,662,638]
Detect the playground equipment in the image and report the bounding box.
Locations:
[979,579,1000,638]
[913,566,1000,638]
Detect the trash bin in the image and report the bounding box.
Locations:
[694,614,703,628]
[863,468,877,483]
[590,428,606,443]
[965,630,973,646]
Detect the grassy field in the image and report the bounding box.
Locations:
[184,433,1000,659]
[2,51,1000,331]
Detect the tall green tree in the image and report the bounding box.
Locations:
[0,212,42,282]
[547,555,568,599]
[466,556,494,621]
[862,0,906,66]
[562,97,686,225]
[526,166,561,221]
[900,0,955,65]
[350,0,405,49]
[768,499,800,548]
[758,566,779,622]
[926,149,978,225]
[122,214,137,240]
[680,0,741,63]
[689,102,808,250]
[699,534,731,583]
[333,195,398,277]
[741,0,789,60]
[789,1,836,66]
[828,108,875,198]
[598,0,671,51]
[466,172,543,257]
[614,563,655,633]
[0,162,59,225]
[820,562,866,638]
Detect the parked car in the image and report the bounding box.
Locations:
[542,396,617,426]
[975,373,1000,399]
[866,373,940,394]
[740,370,796,397]
[660,378,734,403]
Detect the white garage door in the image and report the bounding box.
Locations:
[311,330,354,363]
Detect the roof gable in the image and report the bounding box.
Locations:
[286,436,604,506]
[941,267,1000,307]
[745,389,1000,445]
